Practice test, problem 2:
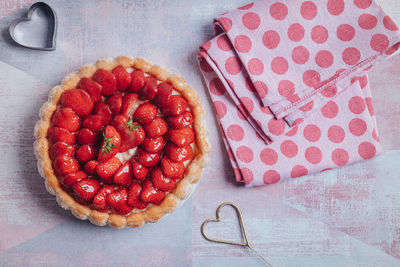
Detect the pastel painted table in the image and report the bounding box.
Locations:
[0,0,399,266]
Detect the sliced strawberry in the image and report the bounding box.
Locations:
[82,115,104,133]
[131,158,149,181]
[120,93,138,117]
[154,82,173,106]
[151,168,176,192]
[60,89,94,116]
[107,188,133,215]
[139,76,158,100]
[96,157,122,183]
[166,112,193,129]
[140,179,165,204]
[137,148,161,167]
[49,142,75,160]
[93,185,114,211]
[161,95,188,116]
[94,102,112,125]
[84,160,99,175]
[52,107,80,132]
[167,126,194,147]
[142,137,165,153]
[53,155,79,175]
[112,65,131,91]
[161,156,185,179]
[113,161,133,186]
[130,69,145,92]
[78,77,102,103]
[73,179,100,202]
[133,102,158,125]
[143,117,168,138]
[62,170,87,187]
[165,143,193,162]
[75,144,96,163]
[48,127,75,145]
[107,93,123,116]
[127,182,148,209]
[77,128,99,145]
[92,69,117,96]
[112,115,145,152]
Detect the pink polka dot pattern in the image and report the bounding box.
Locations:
[197,0,397,186]
[242,12,261,30]
[234,35,252,53]
[311,25,329,44]
[263,170,281,184]
[301,1,318,20]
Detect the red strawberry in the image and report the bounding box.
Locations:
[98,126,121,162]
[94,102,112,125]
[130,69,145,92]
[133,102,158,125]
[52,107,80,132]
[92,69,117,96]
[154,82,173,106]
[77,128,99,145]
[165,143,193,162]
[49,142,75,160]
[104,125,121,148]
[107,93,123,116]
[48,127,75,145]
[143,117,168,138]
[82,115,104,133]
[140,179,165,204]
[131,158,149,181]
[112,115,145,152]
[96,157,122,183]
[120,93,138,117]
[93,185,114,211]
[112,65,131,91]
[139,76,158,100]
[151,168,176,192]
[161,156,185,179]
[75,144,95,162]
[161,95,188,116]
[78,77,102,103]
[73,179,100,202]
[113,161,133,186]
[62,171,87,187]
[166,112,193,129]
[142,137,165,153]
[127,182,148,209]
[167,126,194,147]
[60,89,94,116]
[106,188,133,215]
[137,148,161,167]
[53,155,79,175]
[84,160,99,175]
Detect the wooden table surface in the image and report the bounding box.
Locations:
[0,0,399,266]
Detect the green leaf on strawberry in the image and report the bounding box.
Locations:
[126,119,141,131]
[101,136,116,155]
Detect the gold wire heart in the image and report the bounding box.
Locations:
[201,202,274,267]
[201,202,249,247]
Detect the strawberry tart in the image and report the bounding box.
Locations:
[34,56,210,228]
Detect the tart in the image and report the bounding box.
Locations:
[34,56,210,228]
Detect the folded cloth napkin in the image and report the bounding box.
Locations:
[198,0,400,186]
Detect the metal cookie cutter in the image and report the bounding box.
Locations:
[9,2,57,51]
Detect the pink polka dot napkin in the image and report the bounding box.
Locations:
[197,0,400,186]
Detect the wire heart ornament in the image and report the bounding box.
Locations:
[8,2,57,51]
[201,202,273,267]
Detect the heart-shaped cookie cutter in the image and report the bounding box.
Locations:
[201,202,273,266]
[9,2,57,51]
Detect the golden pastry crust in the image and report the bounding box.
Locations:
[34,56,210,228]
